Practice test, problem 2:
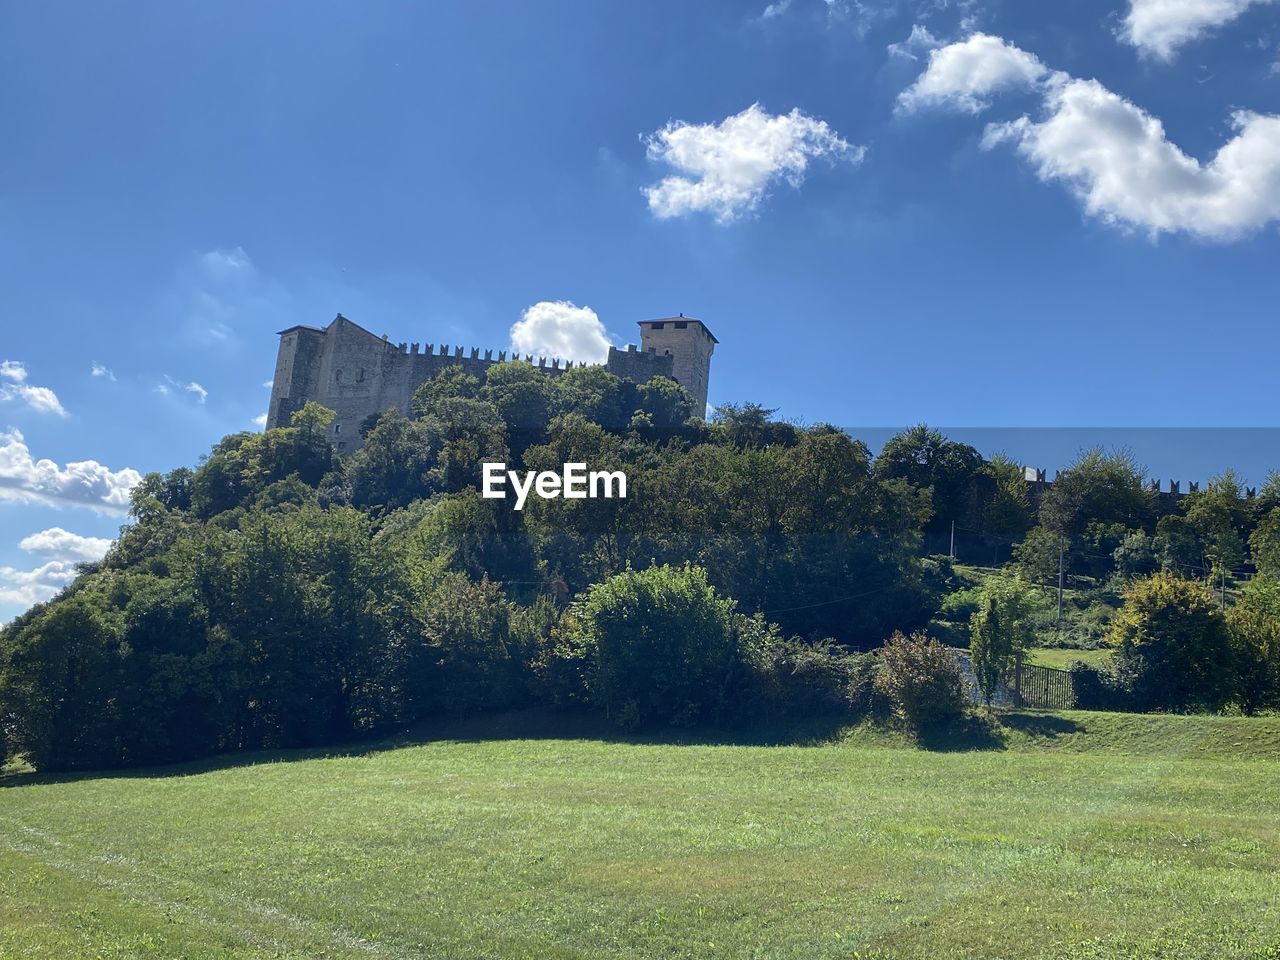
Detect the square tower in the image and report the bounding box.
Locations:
[637,315,717,412]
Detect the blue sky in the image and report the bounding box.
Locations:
[3,0,1280,619]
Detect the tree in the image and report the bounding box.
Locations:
[551,564,765,729]
[873,632,966,733]
[711,402,798,447]
[1110,573,1234,711]
[1228,576,1280,714]
[1040,448,1154,539]
[291,400,336,437]
[410,367,481,419]
[636,376,695,435]
[982,453,1033,538]
[968,575,1041,709]
[873,425,985,534]
[1250,507,1280,579]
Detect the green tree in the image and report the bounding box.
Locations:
[874,425,985,534]
[1040,448,1154,539]
[968,575,1041,709]
[1249,507,1280,579]
[552,564,766,729]
[1111,573,1234,711]
[1228,576,1280,714]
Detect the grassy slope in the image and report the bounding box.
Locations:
[2,711,1279,960]
[1027,647,1114,669]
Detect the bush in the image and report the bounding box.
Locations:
[549,564,767,729]
[1110,573,1234,711]
[1068,662,1130,711]
[1228,576,1280,715]
[873,631,966,734]
[750,640,878,721]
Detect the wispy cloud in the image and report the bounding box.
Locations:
[156,375,209,404]
[90,362,117,381]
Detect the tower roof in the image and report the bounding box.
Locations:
[638,316,718,343]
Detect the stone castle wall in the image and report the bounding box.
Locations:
[267,315,680,451]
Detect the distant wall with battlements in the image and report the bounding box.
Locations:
[266,314,698,452]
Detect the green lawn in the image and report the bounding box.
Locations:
[3,710,1280,960]
[1027,647,1115,670]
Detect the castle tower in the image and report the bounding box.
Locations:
[637,315,717,412]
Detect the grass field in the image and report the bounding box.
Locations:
[3,710,1280,960]
[1026,647,1114,669]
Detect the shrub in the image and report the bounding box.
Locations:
[750,640,878,721]
[1228,576,1280,715]
[1110,573,1234,711]
[873,631,966,734]
[551,564,766,729]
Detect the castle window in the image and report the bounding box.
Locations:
[334,424,341,434]
[338,441,346,451]
[651,322,665,330]
[357,368,366,382]
[335,369,343,383]
[674,320,688,329]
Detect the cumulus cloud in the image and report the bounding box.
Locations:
[509,301,613,364]
[0,360,68,417]
[903,34,1280,240]
[642,103,863,222]
[0,429,141,514]
[253,413,268,428]
[91,362,116,381]
[0,559,79,609]
[18,527,113,563]
[897,33,1047,113]
[1121,0,1274,61]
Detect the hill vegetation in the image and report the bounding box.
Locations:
[2,364,1279,770]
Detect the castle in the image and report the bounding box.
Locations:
[266,313,717,450]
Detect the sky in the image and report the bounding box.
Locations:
[2,0,1280,620]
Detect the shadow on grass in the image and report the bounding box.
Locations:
[915,713,1008,752]
[0,708,857,789]
[999,712,1086,740]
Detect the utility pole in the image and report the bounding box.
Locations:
[1057,538,1065,625]
[950,520,955,560]
[1221,567,1227,608]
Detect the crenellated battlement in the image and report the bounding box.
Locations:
[1022,466,1258,500]
[265,312,699,451]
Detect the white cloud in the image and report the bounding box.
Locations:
[897,33,1047,114]
[1121,0,1275,61]
[0,559,79,608]
[91,362,116,381]
[263,379,274,389]
[156,376,209,404]
[642,103,863,222]
[905,35,1280,240]
[18,527,113,563]
[253,413,268,428]
[888,24,941,60]
[760,0,793,19]
[0,360,68,417]
[509,301,613,364]
[0,429,141,514]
